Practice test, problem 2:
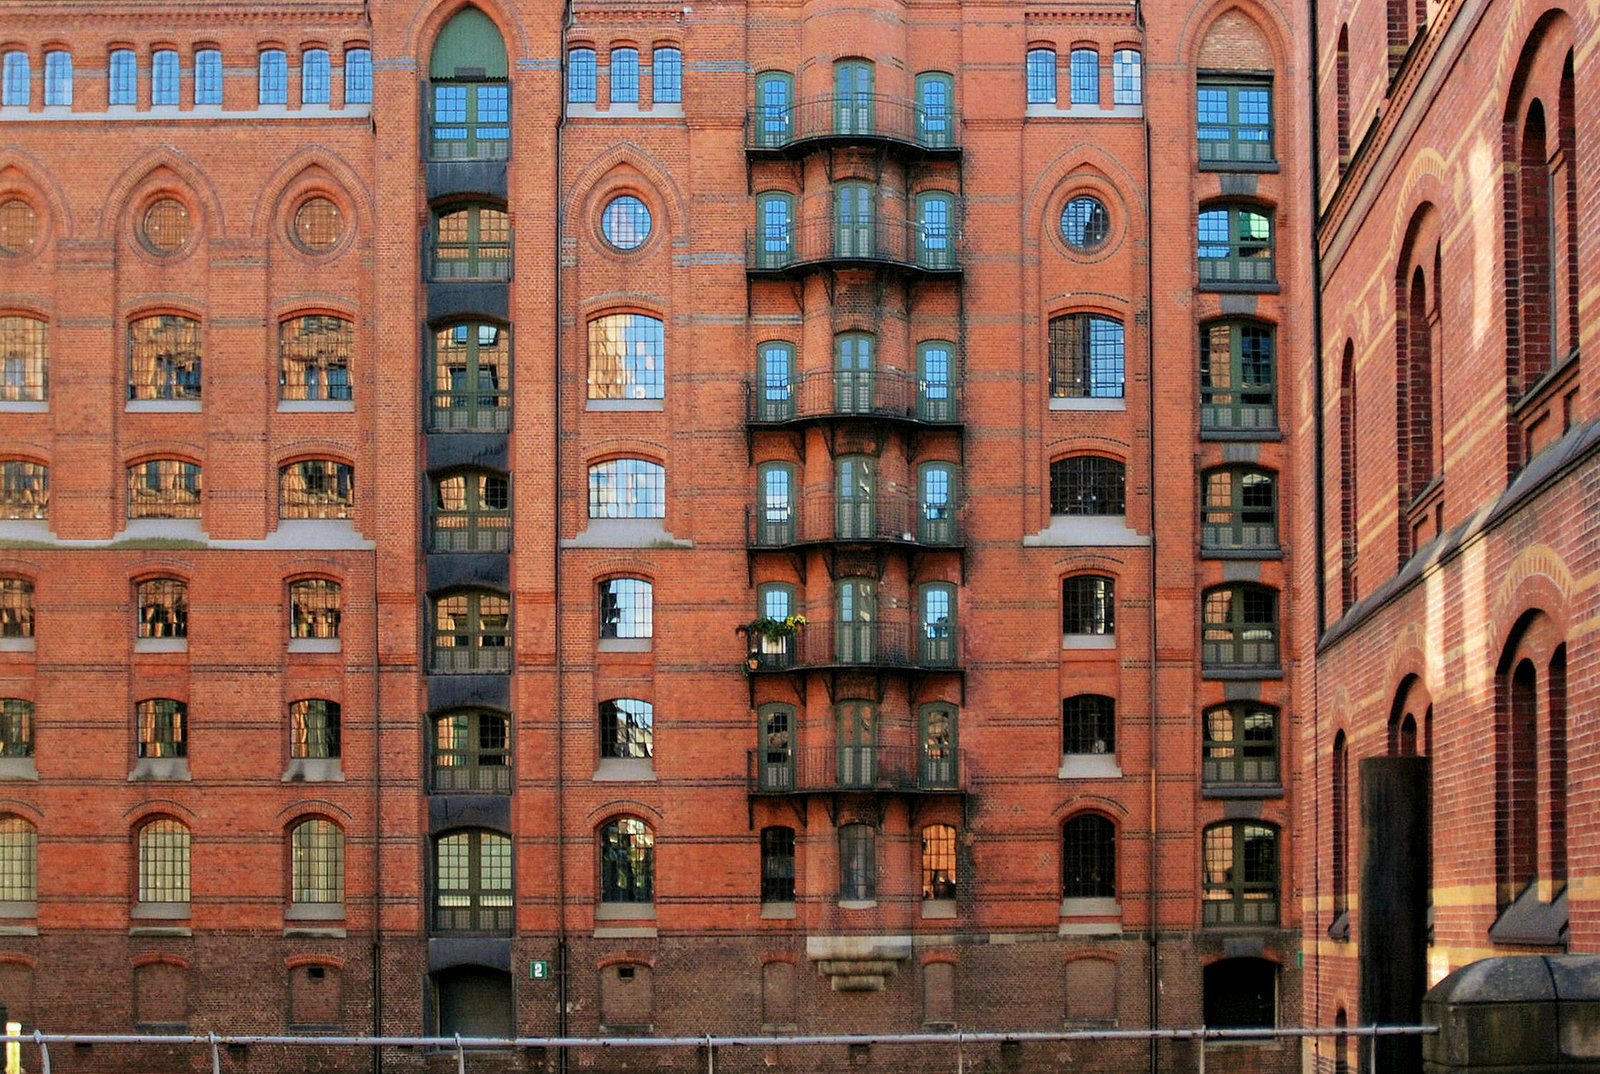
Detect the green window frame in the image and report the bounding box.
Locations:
[835,454,876,541]
[600,817,654,903]
[756,340,794,421]
[752,584,798,670]
[1202,821,1279,926]
[834,332,875,414]
[432,708,511,794]
[1201,584,1279,670]
[835,579,876,664]
[434,828,512,933]
[920,702,958,788]
[833,59,874,135]
[432,203,511,280]
[0,460,47,520]
[754,192,794,270]
[432,470,510,553]
[1197,78,1274,165]
[917,191,955,270]
[1201,466,1278,550]
[431,322,510,432]
[1199,319,1276,431]
[755,462,796,546]
[1202,703,1280,787]
[428,8,510,160]
[918,461,956,545]
[431,589,511,673]
[289,817,344,904]
[754,71,793,147]
[834,181,875,259]
[919,583,957,667]
[915,72,953,148]
[757,704,795,790]
[917,340,954,422]
[1198,204,1275,286]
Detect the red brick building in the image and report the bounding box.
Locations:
[0,0,1307,1069]
[1301,0,1598,1068]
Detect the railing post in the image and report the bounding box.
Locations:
[1196,1027,1205,1074]
[455,1033,466,1074]
[706,1035,715,1074]
[32,1033,46,1074]
[1369,1029,1378,1073]
[208,1031,221,1074]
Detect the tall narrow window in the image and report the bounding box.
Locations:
[610,47,639,104]
[290,579,341,640]
[0,700,32,759]
[588,459,665,518]
[0,818,35,902]
[838,823,874,901]
[832,60,873,135]
[1061,575,1115,636]
[432,709,511,794]
[137,818,190,905]
[601,818,654,903]
[194,49,221,105]
[1026,48,1056,105]
[754,193,793,270]
[151,50,179,106]
[136,699,186,758]
[834,332,875,413]
[835,577,878,662]
[431,323,509,431]
[1332,731,1349,917]
[916,72,953,148]
[753,71,792,147]
[916,192,955,270]
[1339,343,1359,611]
[757,703,795,789]
[301,49,330,104]
[128,315,201,402]
[567,48,596,103]
[434,829,512,933]
[921,703,958,788]
[599,699,653,760]
[428,8,510,160]
[1069,48,1099,104]
[752,586,798,672]
[599,578,653,640]
[922,825,957,900]
[0,578,31,639]
[279,314,352,402]
[0,316,47,402]
[919,583,956,667]
[432,470,509,552]
[432,590,511,673]
[755,463,795,546]
[1498,658,1538,906]
[761,826,795,903]
[1062,815,1114,898]
[918,340,954,422]
[1335,27,1351,165]
[279,460,354,519]
[1200,320,1276,430]
[0,461,47,520]
[289,700,341,759]
[136,578,187,639]
[1203,822,1279,925]
[258,49,288,104]
[918,462,956,544]
[652,47,681,104]
[833,181,874,259]
[835,455,876,541]
[109,49,137,105]
[588,313,664,400]
[757,340,794,420]
[1197,79,1274,164]
[43,51,71,107]
[1550,646,1568,889]
[1112,49,1141,105]
[127,459,201,519]
[1048,314,1124,398]
[290,818,344,904]
[433,204,511,279]
[344,48,372,104]
[2,52,30,107]
[1398,261,1436,511]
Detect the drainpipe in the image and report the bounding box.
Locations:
[1135,4,1160,1073]
[554,7,574,1073]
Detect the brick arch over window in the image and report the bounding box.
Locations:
[100,153,226,243]
[1394,203,1442,561]
[1493,607,1568,914]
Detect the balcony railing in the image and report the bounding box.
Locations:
[747,369,960,425]
[1202,753,1280,787]
[748,492,961,548]
[746,93,959,153]
[431,759,513,794]
[1202,893,1280,927]
[747,217,961,276]
[748,744,966,795]
[430,643,512,674]
[1200,630,1279,671]
[745,620,958,672]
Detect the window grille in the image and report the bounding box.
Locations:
[652,47,681,103]
[290,699,341,759]
[838,823,875,901]
[279,460,354,519]
[0,460,47,520]
[761,826,795,902]
[136,578,187,639]
[0,699,32,758]
[0,317,47,401]
[1061,576,1115,635]
[1050,456,1126,516]
[1062,695,1114,755]
[0,817,35,901]
[127,315,201,401]
[922,824,957,899]
[1062,814,1114,898]
[259,49,288,104]
[279,315,352,402]
[290,579,341,639]
[434,829,512,933]
[432,471,510,552]
[136,699,186,758]
[600,818,654,902]
[127,460,201,519]
[432,710,511,793]
[1048,314,1124,398]
[599,578,652,639]
[138,818,190,903]
[290,818,344,903]
[588,459,665,518]
[599,699,653,760]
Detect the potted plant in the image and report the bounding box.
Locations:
[742,614,807,657]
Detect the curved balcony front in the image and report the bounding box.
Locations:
[746,369,960,426]
[748,745,967,795]
[746,217,961,279]
[747,492,961,549]
[745,94,960,158]
[745,620,959,673]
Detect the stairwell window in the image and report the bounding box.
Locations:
[431,323,509,431]
[1200,467,1278,550]
[1201,584,1280,671]
[432,470,510,552]
[1048,313,1124,398]
[1026,48,1056,105]
[258,49,288,104]
[1203,822,1279,926]
[1197,78,1274,165]
[427,8,510,160]
[432,709,511,794]
[1200,319,1276,431]
[434,829,512,934]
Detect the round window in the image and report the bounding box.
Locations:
[1061,195,1110,251]
[0,200,39,256]
[601,195,652,250]
[292,196,345,253]
[141,198,192,255]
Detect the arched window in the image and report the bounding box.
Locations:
[761,826,795,902]
[428,7,510,159]
[135,577,187,639]
[599,699,653,759]
[610,47,639,104]
[432,470,509,552]
[431,322,509,431]
[137,817,190,904]
[344,48,372,104]
[1062,695,1114,756]
[279,314,352,403]
[432,709,511,793]
[258,49,288,105]
[1201,466,1277,549]
[1198,204,1275,285]
[836,700,876,786]
[918,461,956,543]
[587,458,665,518]
[194,48,221,105]
[1201,584,1279,669]
[430,589,510,673]
[922,824,957,900]
[652,47,682,104]
[1332,730,1349,917]
[0,578,31,639]
[917,340,954,422]
[434,829,512,933]
[917,192,955,270]
[280,459,354,519]
[1335,27,1351,166]
[567,48,596,103]
[1339,341,1359,609]
[0,460,47,520]
[755,340,795,421]
[838,822,874,901]
[0,817,35,902]
[1069,48,1099,104]
[754,193,793,270]
[600,818,654,903]
[1498,656,1538,906]
[835,455,876,540]
[43,51,71,107]
[127,315,201,401]
[1,51,29,108]
[588,313,664,400]
[128,459,201,519]
[599,577,652,640]
[1202,822,1279,925]
[290,578,341,640]
[753,71,793,147]
[755,462,796,546]
[1026,48,1056,105]
[915,72,953,147]
[301,49,330,104]
[1112,49,1141,105]
[289,818,344,904]
[1061,575,1114,636]
[151,50,179,106]
[432,203,510,280]
[756,703,795,790]
[108,49,137,106]
[919,583,957,667]
[0,698,30,760]
[289,699,340,759]
[752,585,798,670]
[0,316,47,402]
[1062,814,1114,898]
[1048,313,1124,398]
[1202,703,1279,787]
[1050,456,1125,516]
[832,59,873,134]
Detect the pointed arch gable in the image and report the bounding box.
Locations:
[0,156,74,240]
[565,145,689,241]
[1176,0,1292,71]
[402,0,530,76]
[101,151,227,242]
[248,148,375,240]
